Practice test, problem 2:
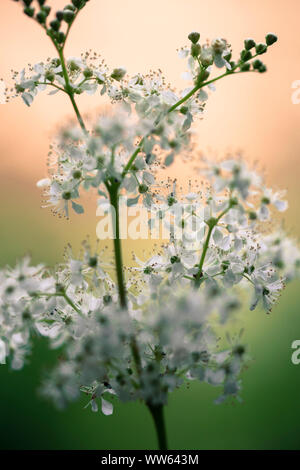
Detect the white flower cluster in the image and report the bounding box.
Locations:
[3,3,291,427]
[7,53,118,107]
[36,104,193,216]
[132,159,298,315]
[1,158,299,413]
[0,250,248,411]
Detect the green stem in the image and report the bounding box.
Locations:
[107,183,144,386]
[166,83,201,114]
[35,82,66,93]
[57,47,88,134]
[242,273,255,285]
[166,68,251,114]
[195,206,231,285]
[148,404,168,450]
[68,91,87,133]
[32,291,84,316]
[108,183,127,309]
[122,139,144,177]
[194,224,214,286]
[62,12,79,52]
[63,292,84,317]
[130,335,143,376]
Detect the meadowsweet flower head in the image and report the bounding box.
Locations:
[3,4,293,450]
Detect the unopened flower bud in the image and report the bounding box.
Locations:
[111,68,126,81]
[188,32,200,44]
[63,11,75,25]
[64,4,76,11]
[42,5,51,16]
[36,11,46,23]
[244,38,256,50]
[191,43,201,58]
[265,33,278,46]
[240,63,250,72]
[45,70,55,82]
[255,43,267,55]
[56,11,64,21]
[240,49,252,61]
[252,59,263,70]
[211,38,227,54]
[57,32,65,44]
[72,0,85,8]
[83,68,93,78]
[224,51,232,61]
[24,6,34,17]
[69,60,80,72]
[50,19,61,31]
[195,68,209,86]
[258,64,267,73]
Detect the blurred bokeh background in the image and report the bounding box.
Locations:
[0,0,300,449]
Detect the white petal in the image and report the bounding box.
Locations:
[0,339,6,364]
[91,400,99,412]
[37,178,50,188]
[213,227,223,245]
[274,200,288,212]
[101,397,113,416]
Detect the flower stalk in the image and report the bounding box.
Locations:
[148,404,168,451]
[107,181,127,309]
[57,47,88,134]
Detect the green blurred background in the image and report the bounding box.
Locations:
[0,0,300,449]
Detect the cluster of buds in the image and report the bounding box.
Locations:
[180,31,278,88]
[238,33,278,73]
[13,0,90,47]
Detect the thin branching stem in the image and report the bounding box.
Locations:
[195,205,231,286]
